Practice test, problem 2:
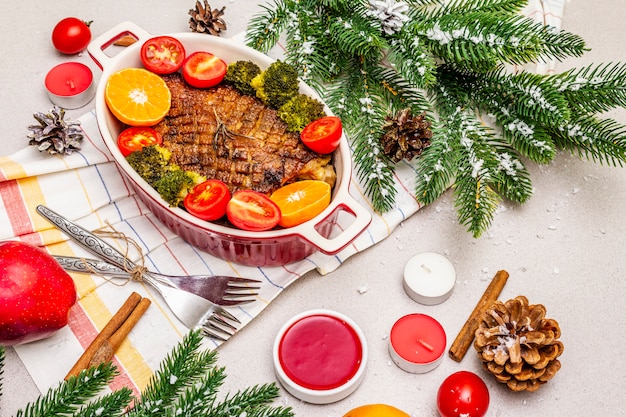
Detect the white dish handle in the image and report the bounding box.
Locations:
[87,21,152,70]
[300,189,372,255]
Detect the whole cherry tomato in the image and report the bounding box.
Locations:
[300,116,342,154]
[117,127,163,157]
[437,371,490,417]
[52,17,92,55]
[140,36,186,75]
[226,190,281,231]
[184,179,231,221]
[182,51,227,88]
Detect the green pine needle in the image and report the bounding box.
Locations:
[129,329,219,416]
[244,0,626,237]
[4,330,293,417]
[15,362,121,417]
[74,388,133,417]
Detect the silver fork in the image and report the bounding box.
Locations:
[36,205,242,340]
[140,272,239,341]
[36,204,260,306]
[53,255,260,306]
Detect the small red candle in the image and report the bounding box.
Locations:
[273,309,367,404]
[45,62,95,109]
[389,313,446,373]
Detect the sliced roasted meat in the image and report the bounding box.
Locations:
[153,73,336,194]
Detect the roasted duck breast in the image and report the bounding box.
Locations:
[153,73,336,195]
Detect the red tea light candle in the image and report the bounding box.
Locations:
[403,252,456,305]
[45,62,95,109]
[273,309,368,404]
[389,313,446,373]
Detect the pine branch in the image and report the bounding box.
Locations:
[421,0,529,17]
[449,111,504,237]
[410,13,586,72]
[552,115,626,167]
[386,30,438,89]
[207,383,287,417]
[327,8,387,57]
[246,0,626,237]
[245,0,294,53]
[555,62,626,114]
[74,388,133,417]
[324,58,399,211]
[490,143,533,203]
[15,362,123,417]
[243,405,296,417]
[129,330,218,416]
[490,107,557,163]
[282,6,327,85]
[162,365,226,416]
[414,123,460,205]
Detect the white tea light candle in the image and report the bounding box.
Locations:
[403,252,456,305]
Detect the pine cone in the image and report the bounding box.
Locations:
[189,0,227,36]
[474,296,563,392]
[27,106,83,155]
[380,108,432,163]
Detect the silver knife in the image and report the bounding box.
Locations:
[53,255,129,276]
[37,205,142,274]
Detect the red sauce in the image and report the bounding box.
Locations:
[278,313,363,391]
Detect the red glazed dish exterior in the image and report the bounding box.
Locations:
[89,23,371,266]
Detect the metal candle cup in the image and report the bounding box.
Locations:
[273,309,368,404]
[389,313,447,373]
[45,62,95,109]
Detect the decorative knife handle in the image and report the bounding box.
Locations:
[36,205,137,271]
[53,255,128,275]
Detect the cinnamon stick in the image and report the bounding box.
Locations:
[448,270,509,362]
[88,297,151,368]
[65,292,142,380]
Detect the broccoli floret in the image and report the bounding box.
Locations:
[153,168,206,207]
[250,60,300,108]
[125,145,172,186]
[278,93,326,133]
[224,60,262,96]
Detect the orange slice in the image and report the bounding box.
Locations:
[270,180,331,228]
[105,67,171,126]
[342,404,410,417]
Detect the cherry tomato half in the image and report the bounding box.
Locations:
[51,17,92,55]
[182,51,227,88]
[184,180,231,221]
[140,36,186,75]
[117,127,163,157]
[226,190,281,232]
[300,116,342,154]
[437,371,490,417]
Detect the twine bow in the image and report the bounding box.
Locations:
[86,221,150,285]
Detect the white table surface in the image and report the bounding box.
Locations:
[2,1,626,416]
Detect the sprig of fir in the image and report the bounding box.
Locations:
[3,331,294,417]
[245,0,626,237]
[14,362,132,417]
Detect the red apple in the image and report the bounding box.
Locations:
[0,241,76,346]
